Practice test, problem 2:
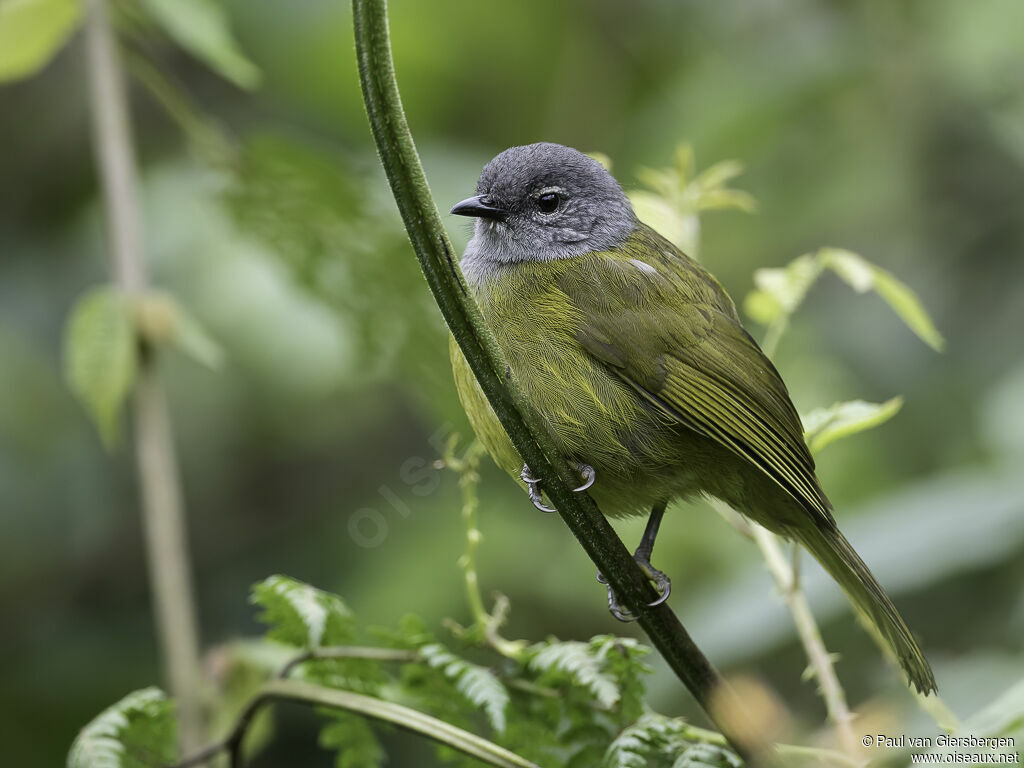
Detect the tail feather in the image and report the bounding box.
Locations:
[794,522,937,694]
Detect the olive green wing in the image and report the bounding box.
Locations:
[571,257,832,524]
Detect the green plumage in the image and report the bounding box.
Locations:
[451,223,936,694]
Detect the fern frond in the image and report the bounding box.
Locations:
[528,640,620,709]
[589,636,651,724]
[420,643,510,733]
[671,742,743,768]
[67,687,176,768]
[605,713,674,768]
[605,713,740,768]
[251,575,356,648]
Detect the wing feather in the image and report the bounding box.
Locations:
[572,234,832,523]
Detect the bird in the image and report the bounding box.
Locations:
[447,141,936,694]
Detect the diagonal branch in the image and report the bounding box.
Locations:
[350,0,763,762]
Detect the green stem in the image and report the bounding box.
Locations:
[447,439,490,630]
[170,679,540,768]
[752,526,856,753]
[444,438,526,659]
[83,0,203,752]
[351,0,761,762]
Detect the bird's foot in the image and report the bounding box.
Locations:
[596,555,672,623]
[520,464,555,513]
[520,462,596,514]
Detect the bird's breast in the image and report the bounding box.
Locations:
[473,273,665,481]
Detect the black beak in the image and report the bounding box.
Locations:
[450,195,508,222]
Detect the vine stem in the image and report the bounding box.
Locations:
[169,679,540,768]
[351,0,764,763]
[83,0,203,751]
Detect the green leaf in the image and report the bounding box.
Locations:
[673,143,695,186]
[628,143,754,257]
[420,643,510,733]
[589,636,651,724]
[604,714,739,768]
[670,743,742,768]
[319,711,386,768]
[628,190,693,252]
[251,575,356,648]
[605,713,681,768]
[870,266,946,352]
[634,166,677,200]
[802,397,903,454]
[140,0,260,89]
[819,248,875,292]
[820,248,945,351]
[0,0,81,83]
[743,254,823,325]
[63,286,138,449]
[528,639,620,709]
[694,160,744,194]
[696,187,758,213]
[67,687,177,768]
[744,248,944,353]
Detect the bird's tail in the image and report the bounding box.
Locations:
[794,522,937,694]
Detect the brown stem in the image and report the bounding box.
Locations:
[83,0,203,751]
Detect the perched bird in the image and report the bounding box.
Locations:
[448,142,936,694]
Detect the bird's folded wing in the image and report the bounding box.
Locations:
[577,297,833,524]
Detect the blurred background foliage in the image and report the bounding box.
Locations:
[2,0,1024,765]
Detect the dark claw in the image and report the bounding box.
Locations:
[596,558,672,621]
[596,571,637,622]
[573,463,596,492]
[644,567,672,607]
[528,483,556,513]
[521,464,556,513]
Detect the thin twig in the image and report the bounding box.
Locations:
[84,0,203,751]
[752,526,857,753]
[350,2,763,762]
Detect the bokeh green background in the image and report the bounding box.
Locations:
[2,0,1024,765]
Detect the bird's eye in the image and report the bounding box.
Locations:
[537,192,561,214]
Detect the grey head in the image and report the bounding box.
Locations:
[451,143,636,279]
